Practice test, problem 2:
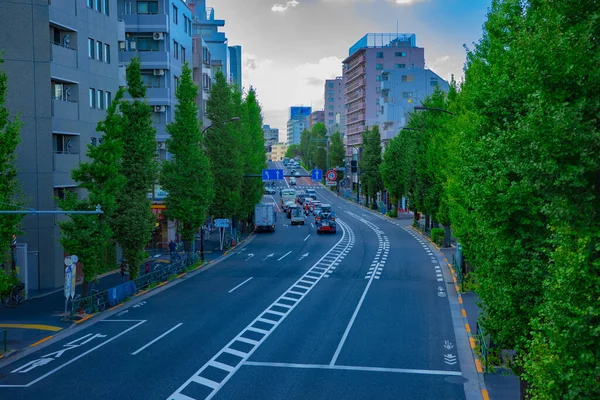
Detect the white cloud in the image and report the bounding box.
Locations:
[242,54,343,138]
[271,0,299,12]
[388,0,425,4]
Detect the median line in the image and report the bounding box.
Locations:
[0,324,62,332]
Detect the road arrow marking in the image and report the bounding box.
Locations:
[245,253,255,261]
[444,340,454,350]
[132,301,146,308]
[263,253,274,261]
[299,253,309,260]
[116,310,129,316]
[444,354,457,365]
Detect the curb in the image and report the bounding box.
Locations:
[409,225,489,400]
[0,234,256,366]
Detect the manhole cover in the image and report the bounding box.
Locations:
[445,375,468,385]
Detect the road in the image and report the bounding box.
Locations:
[0,162,480,399]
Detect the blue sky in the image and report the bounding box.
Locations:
[211,0,491,140]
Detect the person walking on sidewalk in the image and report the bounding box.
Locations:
[168,240,176,255]
[145,262,150,275]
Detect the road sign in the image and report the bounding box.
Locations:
[214,218,230,228]
[326,169,337,181]
[64,256,73,267]
[311,169,323,181]
[64,266,73,299]
[326,180,337,186]
[71,255,78,263]
[262,169,284,181]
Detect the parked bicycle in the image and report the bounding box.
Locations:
[3,282,25,308]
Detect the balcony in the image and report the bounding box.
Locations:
[347,90,365,103]
[122,13,168,33]
[346,102,365,114]
[345,67,366,84]
[53,153,80,187]
[50,43,78,69]
[146,87,171,106]
[120,50,169,69]
[381,80,392,91]
[117,20,126,41]
[345,54,366,72]
[345,78,365,95]
[51,98,79,120]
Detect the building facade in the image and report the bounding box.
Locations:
[309,110,324,129]
[263,124,279,151]
[0,0,120,290]
[286,106,311,145]
[270,143,289,162]
[343,33,424,155]
[378,68,448,143]
[324,77,345,137]
[228,45,242,88]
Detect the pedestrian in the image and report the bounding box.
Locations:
[145,262,150,275]
[120,261,127,283]
[168,240,176,255]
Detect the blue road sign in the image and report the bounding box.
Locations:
[311,169,323,181]
[262,169,284,181]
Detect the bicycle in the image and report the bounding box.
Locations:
[4,282,25,308]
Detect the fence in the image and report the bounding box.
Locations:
[452,253,465,292]
[71,253,199,318]
[476,324,490,373]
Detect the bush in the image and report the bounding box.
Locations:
[387,209,398,218]
[0,268,19,297]
[431,228,444,246]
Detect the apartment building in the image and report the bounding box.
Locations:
[0,0,119,290]
[263,124,279,150]
[286,106,311,145]
[309,110,325,129]
[324,77,345,136]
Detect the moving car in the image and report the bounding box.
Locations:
[294,171,301,177]
[282,200,295,212]
[290,177,297,186]
[316,206,336,234]
[291,206,305,225]
[254,203,276,232]
[306,189,317,200]
[263,186,276,195]
[281,189,296,205]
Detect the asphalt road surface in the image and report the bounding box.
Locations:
[0,167,480,400]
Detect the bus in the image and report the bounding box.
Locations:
[281,189,296,205]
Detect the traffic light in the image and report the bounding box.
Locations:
[350,160,357,173]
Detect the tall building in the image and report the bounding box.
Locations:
[324,77,345,136]
[263,124,279,150]
[343,33,424,154]
[189,1,242,92]
[0,0,119,289]
[118,0,193,251]
[378,68,448,143]
[286,106,311,145]
[309,110,325,129]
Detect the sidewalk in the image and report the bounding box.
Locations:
[0,227,250,356]
[438,246,520,400]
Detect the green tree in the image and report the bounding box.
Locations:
[159,63,214,253]
[0,56,24,293]
[310,123,327,170]
[359,125,384,208]
[327,132,345,169]
[58,89,126,292]
[380,132,406,207]
[111,57,157,279]
[299,129,311,162]
[205,71,243,219]
[285,144,299,159]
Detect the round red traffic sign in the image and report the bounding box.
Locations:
[326,170,337,181]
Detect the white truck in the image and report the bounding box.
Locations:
[254,203,276,232]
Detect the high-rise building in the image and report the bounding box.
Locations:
[378,68,448,143]
[324,77,345,137]
[0,0,119,289]
[309,110,325,129]
[263,124,279,150]
[286,106,311,145]
[343,33,424,154]
[189,1,242,92]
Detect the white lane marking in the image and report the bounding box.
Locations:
[7,320,147,388]
[131,323,183,355]
[244,361,462,376]
[304,234,311,241]
[228,277,254,293]
[311,223,314,228]
[277,251,292,261]
[167,220,353,400]
[270,195,281,212]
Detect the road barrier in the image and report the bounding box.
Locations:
[476,324,490,373]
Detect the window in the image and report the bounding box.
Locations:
[401,75,414,82]
[172,5,178,24]
[395,52,407,57]
[403,92,413,98]
[376,87,382,94]
[376,52,383,58]
[173,41,179,59]
[87,0,93,7]
[328,105,334,109]
[376,64,383,70]
[95,0,101,11]
[104,44,110,63]
[142,73,161,88]
[97,90,104,109]
[328,90,333,95]
[328,112,333,116]
[135,37,159,51]
[174,76,179,92]
[328,97,334,102]
[376,75,382,82]
[203,47,211,65]
[430,79,438,87]
[395,64,406,69]
[328,120,334,124]
[88,38,94,58]
[96,41,103,61]
[137,1,158,14]
[103,0,109,15]
[202,73,210,89]
[105,91,112,108]
[181,46,186,63]
[53,134,78,154]
[328,83,334,88]
[89,88,96,108]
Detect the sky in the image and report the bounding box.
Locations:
[209,0,491,142]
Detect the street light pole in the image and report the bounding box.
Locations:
[199,117,241,262]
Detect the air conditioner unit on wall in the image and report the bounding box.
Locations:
[153,69,165,76]
[153,105,166,113]
[153,32,165,40]
[129,41,137,51]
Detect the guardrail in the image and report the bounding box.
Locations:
[452,253,465,292]
[476,324,490,373]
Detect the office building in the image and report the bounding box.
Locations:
[270,143,289,161]
[188,1,242,92]
[286,106,311,145]
[263,124,279,151]
[191,36,213,126]
[0,0,119,290]
[309,110,325,129]
[378,68,448,142]
[324,77,345,136]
